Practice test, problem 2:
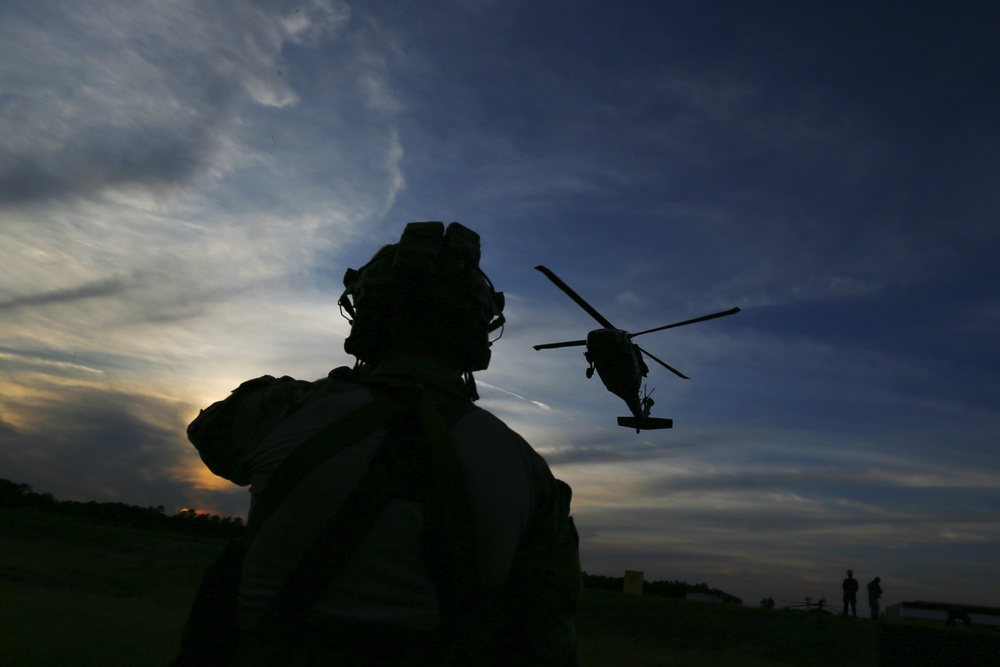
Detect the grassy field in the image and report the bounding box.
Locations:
[576,588,881,667]
[1,508,217,666]
[3,508,997,666]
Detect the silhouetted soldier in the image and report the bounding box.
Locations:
[867,576,882,620]
[176,222,581,666]
[842,569,859,617]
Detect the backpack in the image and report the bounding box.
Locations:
[173,388,580,666]
[171,391,406,667]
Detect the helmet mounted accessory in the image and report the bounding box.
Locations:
[338,222,505,390]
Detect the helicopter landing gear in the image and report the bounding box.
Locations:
[586,365,595,379]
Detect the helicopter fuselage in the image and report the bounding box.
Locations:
[585,328,649,418]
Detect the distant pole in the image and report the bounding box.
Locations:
[623,570,644,595]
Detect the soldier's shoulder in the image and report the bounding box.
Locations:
[188,371,352,482]
[455,405,524,440]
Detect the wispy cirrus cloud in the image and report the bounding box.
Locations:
[0,278,128,311]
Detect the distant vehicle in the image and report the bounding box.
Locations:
[779,593,834,614]
[532,265,740,432]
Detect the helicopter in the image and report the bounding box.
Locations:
[533,265,740,432]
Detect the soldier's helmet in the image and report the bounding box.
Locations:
[338,222,505,373]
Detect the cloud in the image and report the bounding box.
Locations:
[0,126,220,207]
[574,476,1000,605]
[635,463,1000,500]
[0,363,258,516]
[0,277,128,312]
[0,0,409,422]
[0,0,352,209]
[0,376,189,501]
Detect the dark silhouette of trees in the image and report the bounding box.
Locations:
[582,571,742,605]
[0,478,243,539]
[0,478,56,508]
[2,478,746,601]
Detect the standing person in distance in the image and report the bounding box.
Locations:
[867,576,883,621]
[842,569,859,618]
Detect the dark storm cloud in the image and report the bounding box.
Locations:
[0,382,201,511]
[0,277,127,312]
[0,271,220,333]
[0,128,218,208]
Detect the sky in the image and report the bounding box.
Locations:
[2,0,998,610]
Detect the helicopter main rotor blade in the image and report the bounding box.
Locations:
[535,265,617,330]
[630,307,741,338]
[637,346,690,379]
[533,340,588,350]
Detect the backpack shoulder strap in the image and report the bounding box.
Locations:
[247,393,476,640]
[417,395,481,617]
[244,391,403,541]
[173,389,404,667]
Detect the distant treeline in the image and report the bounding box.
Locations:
[582,572,742,605]
[0,478,244,539]
[2,478,743,603]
